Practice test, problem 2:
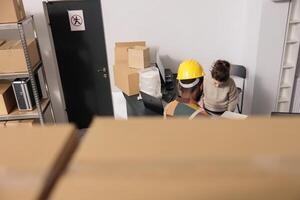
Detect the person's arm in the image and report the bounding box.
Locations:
[228,80,239,112]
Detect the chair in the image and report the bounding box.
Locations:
[230,65,246,114]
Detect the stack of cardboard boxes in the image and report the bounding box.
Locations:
[114,41,151,96]
[0,0,42,126]
[0,39,41,74]
[0,0,40,74]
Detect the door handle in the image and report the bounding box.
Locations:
[97,67,107,73]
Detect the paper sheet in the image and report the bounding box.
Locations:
[221,111,248,120]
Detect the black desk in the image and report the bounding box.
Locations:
[123,90,178,117]
[123,73,178,117]
[123,89,178,117]
[123,94,159,116]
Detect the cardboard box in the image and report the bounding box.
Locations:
[50,118,300,200]
[0,81,16,115]
[114,65,140,96]
[5,119,36,127]
[115,41,146,66]
[0,0,26,23]
[0,39,40,74]
[0,125,79,200]
[128,46,150,69]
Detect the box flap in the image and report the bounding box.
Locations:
[129,46,149,51]
[0,81,12,94]
[128,67,140,74]
[0,40,8,50]
[14,39,35,49]
[114,65,140,74]
[115,41,146,48]
[0,39,35,50]
[0,40,19,50]
[14,40,23,49]
[0,40,6,46]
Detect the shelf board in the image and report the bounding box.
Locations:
[280,83,292,89]
[0,22,18,30]
[290,19,300,25]
[0,99,50,121]
[0,17,33,31]
[282,64,295,69]
[0,62,42,80]
[286,40,299,45]
[278,98,290,103]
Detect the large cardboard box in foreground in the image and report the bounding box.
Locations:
[0,39,40,74]
[0,81,16,115]
[51,118,300,200]
[128,46,150,69]
[115,41,146,66]
[0,125,79,200]
[0,0,26,23]
[114,65,140,96]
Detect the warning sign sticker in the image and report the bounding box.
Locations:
[68,10,86,31]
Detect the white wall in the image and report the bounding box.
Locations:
[22,0,68,123]
[238,0,263,114]
[102,0,264,114]
[102,0,247,71]
[20,0,289,116]
[252,0,290,115]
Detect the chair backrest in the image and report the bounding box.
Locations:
[230,64,246,79]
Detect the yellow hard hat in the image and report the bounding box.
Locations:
[177,59,205,80]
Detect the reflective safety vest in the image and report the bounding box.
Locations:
[164,100,208,119]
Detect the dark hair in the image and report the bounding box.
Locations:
[211,60,230,82]
[179,77,204,93]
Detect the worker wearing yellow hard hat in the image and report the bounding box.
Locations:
[164,59,208,119]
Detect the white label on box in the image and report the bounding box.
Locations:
[68,10,86,31]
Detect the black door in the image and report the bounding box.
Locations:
[45,0,113,128]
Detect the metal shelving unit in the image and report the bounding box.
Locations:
[0,62,42,79]
[0,17,33,31]
[0,16,55,125]
[0,99,50,121]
